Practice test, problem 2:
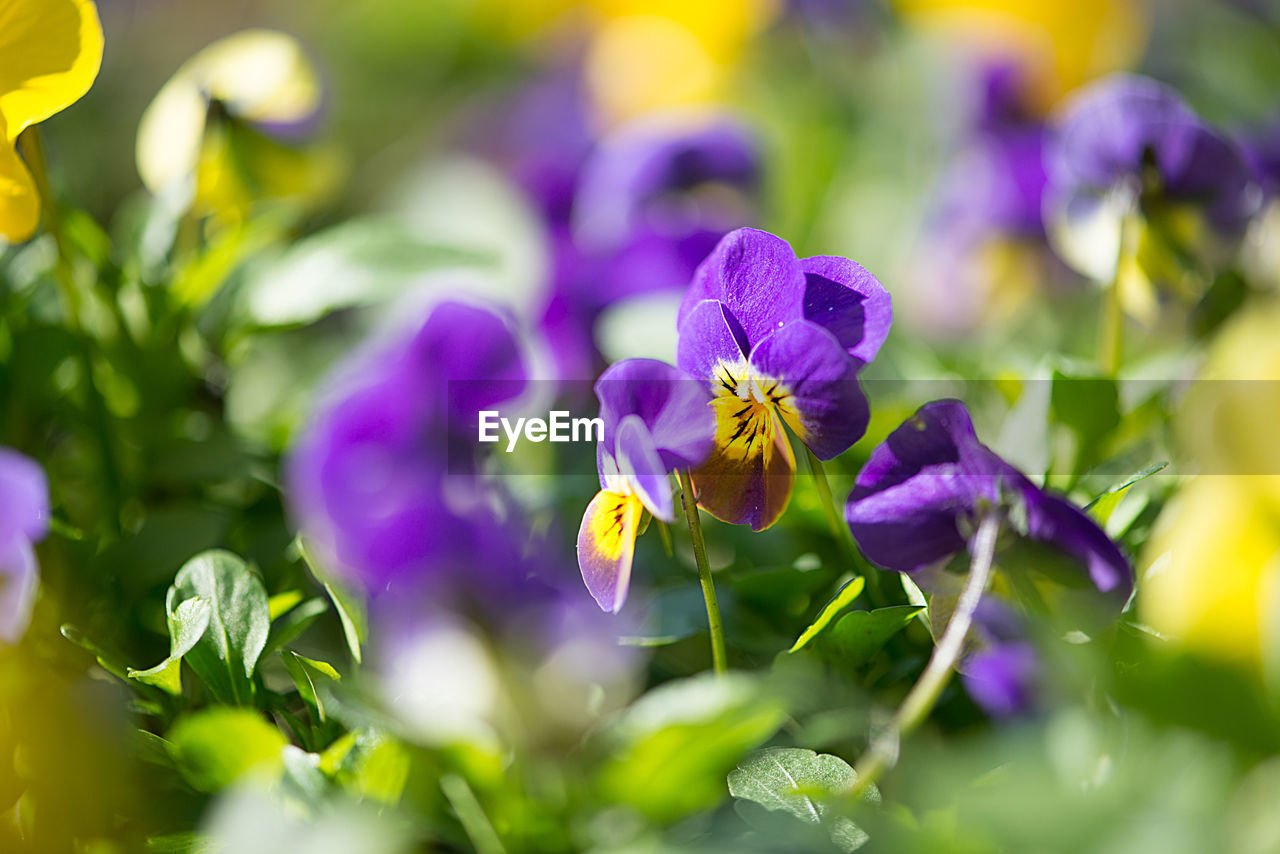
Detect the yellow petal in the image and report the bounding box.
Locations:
[578,489,646,612]
[0,0,103,140]
[0,113,39,242]
[136,29,322,195]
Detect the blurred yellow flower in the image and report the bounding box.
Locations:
[136,30,339,224]
[583,0,779,123]
[1143,302,1280,665]
[1142,476,1280,666]
[895,0,1147,111]
[0,0,103,242]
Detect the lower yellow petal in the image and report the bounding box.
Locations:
[0,126,38,242]
[691,393,795,532]
[578,490,645,613]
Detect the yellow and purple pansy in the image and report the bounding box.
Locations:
[577,358,714,612]
[675,227,891,531]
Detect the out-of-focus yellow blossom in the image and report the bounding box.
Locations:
[0,0,103,242]
[583,0,779,123]
[895,0,1147,112]
[1142,476,1280,666]
[136,30,340,224]
[1143,303,1280,665]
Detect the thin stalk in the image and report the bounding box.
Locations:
[20,128,123,531]
[1098,214,1137,377]
[806,448,886,607]
[440,774,507,854]
[849,512,999,798]
[678,469,727,675]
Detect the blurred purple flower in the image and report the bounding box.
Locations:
[488,81,761,379]
[675,227,890,531]
[0,447,49,643]
[959,597,1041,718]
[845,399,1131,602]
[1044,74,1260,282]
[286,300,533,600]
[578,359,714,613]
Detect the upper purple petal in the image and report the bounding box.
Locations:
[747,320,869,460]
[677,228,807,348]
[800,255,893,366]
[676,299,750,382]
[594,358,715,473]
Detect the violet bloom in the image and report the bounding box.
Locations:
[960,597,1040,718]
[577,359,715,613]
[1044,74,1259,309]
[845,400,1131,603]
[676,228,891,531]
[0,447,49,643]
[286,300,529,598]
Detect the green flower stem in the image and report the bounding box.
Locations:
[806,448,886,608]
[1098,214,1139,377]
[678,468,728,675]
[19,127,123,532]
[849,511,999,798]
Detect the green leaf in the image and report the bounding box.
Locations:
[241,217,496,327]
[128,597,213,695]
[789,577,866,653]
[268,590,305,621]
[598,673,786,821]
[281,651,341,725]
[728,747,879,852]
[59,624,131,681]
[321,729,410,806]
[167,708,287,792]
[296,536,366,663]
[1085,461,1168,525]
[262,597,329,658]
[826,606,924,669]
[1050,370,1121,471]
[169,550,271,706]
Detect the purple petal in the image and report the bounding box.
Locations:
[615,415,674,521]
[747,320,869,460]
[676,299,750,383]
[1024,491,1133,601]
[800,256,893,365]
[594,358,715,471]
[961,642,1040,719]
[577,490,644,613]
[0,534,38,644]
[677,228,807,348]
[0,448,49,544]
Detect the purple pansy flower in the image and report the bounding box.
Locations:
[845,400,1131,603]
[1044,74,1260,290]
[960,597,1041,718]
[577,359,715,613]
[0,447,49,643]
[675,228,891,532]
[286,300,530,598]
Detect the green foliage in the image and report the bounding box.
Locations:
[167,708,288,792]
[168,551,271,706]
[789,577,866,653]
[128,597,213,695]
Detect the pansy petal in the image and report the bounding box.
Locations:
[0,447,49,543]
[845,462,969,574]
[676,299,749,386]
[1024,491,1133,600]
[960,642,1039,719]
[692,392,795,531]
[0,534,38,644]
[577,489,645,613]
[677,228,806,347]
[748,320,869,460]
[0,115,38,241]
[595,358,714,470]
[615,415,673,521]
[801,255,892,365]
[0,0,103,139]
